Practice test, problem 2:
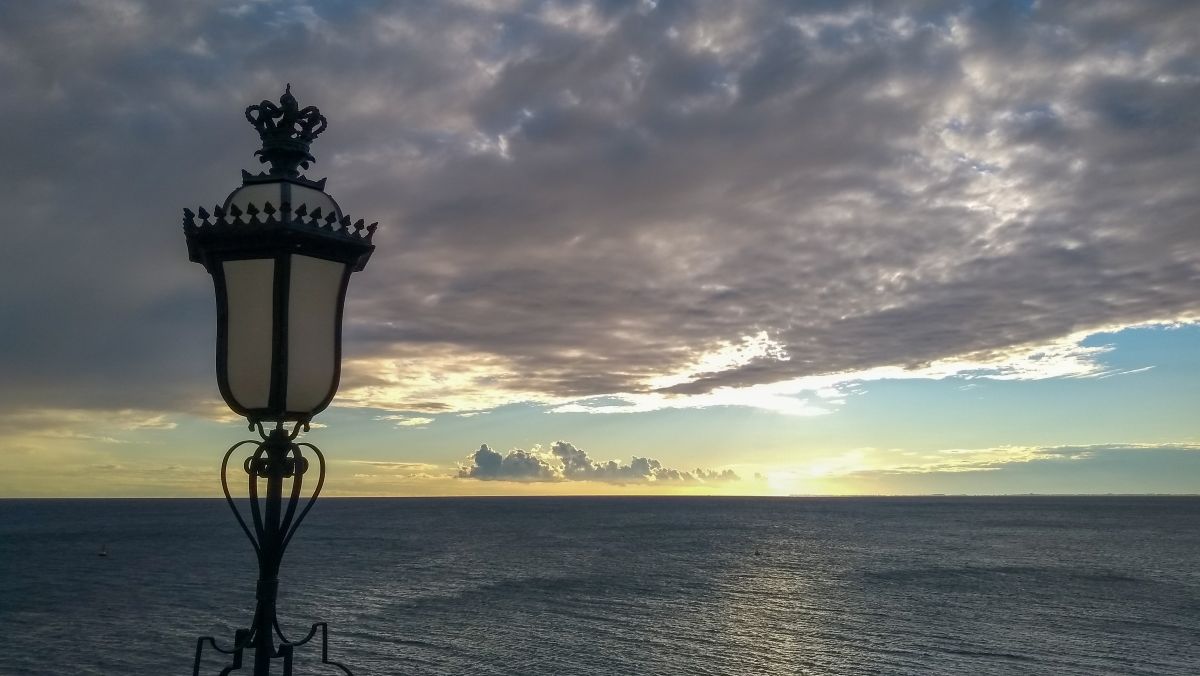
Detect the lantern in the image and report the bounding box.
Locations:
[184,85,375,425]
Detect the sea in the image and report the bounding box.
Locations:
[0,496,1197,675]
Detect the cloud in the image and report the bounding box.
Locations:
[0,1,1197,421]
[832,442,1200,495]
[457,444,560,481]
[348,460,440,473]
[457,440,740,483]
[781,442,1200,480]
[749,442,1200,495]
[374,414,436,428]
[0,408,178,440]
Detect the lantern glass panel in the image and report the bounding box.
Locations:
[289,185,338,215]
[226,183,279,212]
[222,258,275,409]
[285,254,347,412]
[226,183,338,218]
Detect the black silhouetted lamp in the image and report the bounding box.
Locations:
[183,85,376,676]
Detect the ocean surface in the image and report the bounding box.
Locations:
[0,496,1197,675]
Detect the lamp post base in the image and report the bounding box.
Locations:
[194,622,351,676]
[191,424,353,676]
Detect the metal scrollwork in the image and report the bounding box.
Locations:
[192,424,352,676]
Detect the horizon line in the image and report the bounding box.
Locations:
[2,493,1198,500]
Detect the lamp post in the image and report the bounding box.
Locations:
[184,85,377,676]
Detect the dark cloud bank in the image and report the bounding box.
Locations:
[1,1,1198,415]
[458,441,739,483]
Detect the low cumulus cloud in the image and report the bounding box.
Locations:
[457,441,739,484]
[457,445,560,482]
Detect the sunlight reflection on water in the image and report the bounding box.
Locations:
[0,496,1197,675]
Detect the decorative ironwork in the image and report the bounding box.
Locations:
[183,201,377,242]
[245,84,328,178]
[183,201,377,272]
[192,423,353,676]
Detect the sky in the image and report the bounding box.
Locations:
[0,0,1197,497]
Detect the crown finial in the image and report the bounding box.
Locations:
[244,85,327,178]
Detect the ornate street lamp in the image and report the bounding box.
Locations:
[184,85,376,676]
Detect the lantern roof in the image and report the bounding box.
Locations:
[183,197,376,272]
[184,85,376,273]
